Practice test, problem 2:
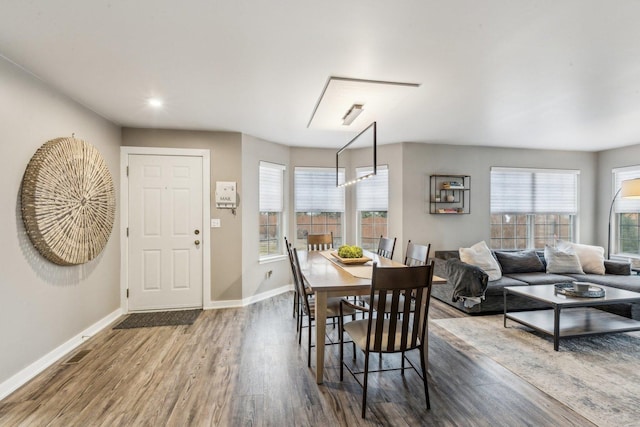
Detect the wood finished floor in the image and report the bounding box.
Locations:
[0,293,595,426]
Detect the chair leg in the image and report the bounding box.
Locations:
[339,317,344,381]
[419,345,431,410]
[292,289,297,318]
[362,351,370,419]
[308,317,312,368]
[401,351,405,375]
[298,313,303,345]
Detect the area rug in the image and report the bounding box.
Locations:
[113,309,202,329]
[432,314,640,427]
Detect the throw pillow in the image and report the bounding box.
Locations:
[557,240,605,275]
[459,241,502,281]
[544,245,584,274]
[495,250,545,274]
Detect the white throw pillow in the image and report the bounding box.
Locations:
[557,240,605,275]
[544,245,585,274]
[459,241,502,281]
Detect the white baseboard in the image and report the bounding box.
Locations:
[206,284,293,309]
[0,308,123,401]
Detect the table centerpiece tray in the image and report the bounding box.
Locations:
[330,252,372,265]
[554,282,605,298]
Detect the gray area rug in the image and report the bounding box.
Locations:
[113,309,202,329]
[433,314,640,427]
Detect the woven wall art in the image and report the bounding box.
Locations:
[21,137,116,265]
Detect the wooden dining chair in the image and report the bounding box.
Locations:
[307,232,334,251]
[376,236,396,259]
[404,240,431,266]
[339,262,434,418]
[361,240,431,314]
[291,248,357,367]
[284,236,299,325]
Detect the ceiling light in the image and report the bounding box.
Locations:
[148,98,163,108]
[342,104,364,126]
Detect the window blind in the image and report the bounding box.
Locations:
[259,161,284,212]
[294,167,345,212]
[613,165,640,213]
[491,167,579,214]
[356,165,389,211]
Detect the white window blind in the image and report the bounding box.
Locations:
[491,167,579,214]
[259,161,284,212]
[294,167,345,212]
[356,165,389,211]
[613,165,640,213]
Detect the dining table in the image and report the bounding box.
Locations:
[296,249,446,384]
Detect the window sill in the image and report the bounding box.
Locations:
[259,254,287,264]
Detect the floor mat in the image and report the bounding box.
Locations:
[113,309,201,329]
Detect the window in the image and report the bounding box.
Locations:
[490,167,579,250]
[294,167,345,249]
[613,166,640,257]
[259,161,285,258]
[356,165,389,251]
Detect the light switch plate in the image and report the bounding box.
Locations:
[211,218,221,228]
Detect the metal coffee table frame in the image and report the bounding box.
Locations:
[504,284,640,351]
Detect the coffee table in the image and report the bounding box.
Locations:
[503,284,640,350]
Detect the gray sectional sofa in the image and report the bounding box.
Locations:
[432,249,640,319]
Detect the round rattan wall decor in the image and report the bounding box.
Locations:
[21,137,116,265]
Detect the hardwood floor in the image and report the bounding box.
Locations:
[0,293,595,426]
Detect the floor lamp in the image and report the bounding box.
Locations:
[607,178,640,259]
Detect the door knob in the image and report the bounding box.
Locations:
[194,240,200,245]
[194,229,200,235]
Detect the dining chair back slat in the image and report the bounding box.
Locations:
[376,236,397,259]
[404,240,431,266]
[307,233,334,251]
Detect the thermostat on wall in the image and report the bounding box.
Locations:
[215,181,237,208]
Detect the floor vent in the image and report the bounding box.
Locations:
[64,349,91,364]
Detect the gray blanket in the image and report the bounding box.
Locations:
[445,258,488,302]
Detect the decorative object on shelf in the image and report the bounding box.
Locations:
[554,282,605,298]
[607,177,640,259]
[429,174,471,214]
[21,136,116,265]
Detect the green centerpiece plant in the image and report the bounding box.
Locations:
[337,244,363,258]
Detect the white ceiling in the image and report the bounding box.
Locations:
[2,0,640,151]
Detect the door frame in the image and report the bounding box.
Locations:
[120,146,211,313]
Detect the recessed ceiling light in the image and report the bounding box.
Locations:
[342,104,364,126]
[148,98,163,108]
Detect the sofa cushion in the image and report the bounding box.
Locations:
[544,245,584,274]
[557,240,605,275]
[483,276,530,296]
[459,241,502,281]
[605,260,632,276]
[566,273,640,293]
[495,250,545,274]
[434,250,461,261]
[505,272,576,286]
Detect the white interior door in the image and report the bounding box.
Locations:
[127,154,203,311]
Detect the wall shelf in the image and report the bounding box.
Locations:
[429,174,471,214]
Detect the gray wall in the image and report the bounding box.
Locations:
[241,134,291,297]
[0,57,121,384]
[121,128,244,302]
[402,142,598,253]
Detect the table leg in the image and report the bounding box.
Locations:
[503,289,508,327]
[315,291,327,384]
[553,306,560,351]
